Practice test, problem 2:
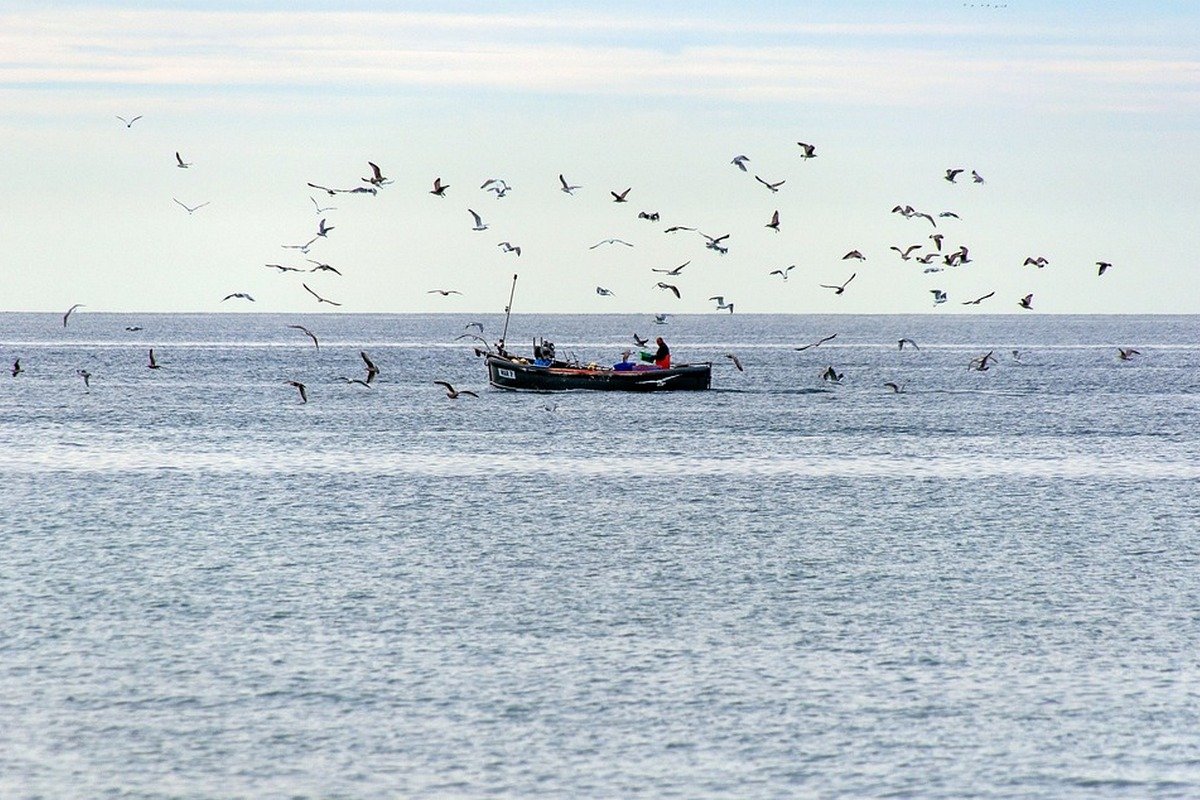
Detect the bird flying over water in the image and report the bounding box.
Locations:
[637,211,660,221]
[611,188,631,202]
[709,296,734,313]
[898,338,919,350]
[944,168,963,183]
[769,265,796,280]
[633,333,649,347]
[596,286,615,296]
[222,293,254,302]
[306,260,342,275]
[434,380,478,399]
[890,244,922,260]
[731,155,750,171]
[430,178,449,197]
[77,369,92,390]
[701,232,730,254]
[286,380,308,403]
[842,250,865,261]
[361,351,380,383]
[796,142,817,159]
[766,210,780,231]
[1118,347,1140,361]
[468,209,488,231]
[11,358,21,377]
[363,162,391,186]
[303,283,342,306]
[316,218,334,237]
[1023,256,1049,268]
[63,303,84,327]
[590,238,633,249]
[559,174,581,194]
[883,382,905,393]
[1018,293,1034,310]
[821,366,843,383]
[971,170,985,184]
[116,115,142,128]
[175,152,191,169]
[427,289,462,296]
[794,333,837,351]
[655,282,681,299]
[961,291,995,305]
[147,348,161,369]
[265,263,304,273]
[1097,261,1112,276]
[820,273,856,295]
[310,197,337,214]
[498,241,521,256]
[931,289,947,305]
[725,353,744,371]
[287,324,319,350]
[969,351,998,371]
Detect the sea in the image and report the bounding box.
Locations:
[1,311,1197,799]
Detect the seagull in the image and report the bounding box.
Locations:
[794,333,837,351]
[842,250,865,261]
[651,261,689,276]
[654,314,669,324]
[821,366,843,383]
[468,209,488,231]
[124,326,143,331]
[769,265,796,280]
[480,178,510,197]
[303,283,342,306]
[944,168,963,183]
[708,296,734,313]
[917,254,941,265]
[1118,347,1141,361]
[62,303,84,327]
[147,348,161,369]
[883,382,905,393]
[1011,350,1022,363]
[286,380,308,403]
[766,210,781,231]
[961,291,996,305]
[11,358,22,377]
[559,174,581,194]
[430,178,449,197]
[633,333,649,347]
[434,380,478,399]
[589,238,633,249]
[971,170,985,184]
[281,237,318,253]
[755,175,785,193]
[338,376,373,388]
[173,199,210,214]
[725,353,744,371]
[316,218,334,237]
[77,369,92,389]
[890,244,922,260]
[655,282,681,299]
[222,293,254,302]
[498,241,521,256]
[637,211,660,221]
[306,260,342,275]
[1018,293,1034,310]
[265,263,304,273]
[610,188,631,202]
[595,287,615,296]
[116,115,142,128]
[731,155,750,171]
[310,197,337,214]
[969,351,998,371]
[287,324,319,350]
[455,333,489,347]
[938,211,960,219]
[929,233,944,251]
[820,273,856,295]
[363,161,391,186]
[1023,256,1049,268]
[930,289,947,305]
[701,232,730,254]
[1097,261,1112,276]
[464,321,485,333]
[427,289,462,296]
[175,152,191,169]
[664,225,696,234]
[898,338,919,350]
[796,141,817,159]
[361,351,380,383]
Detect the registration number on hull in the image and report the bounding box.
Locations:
[497,368,516,380]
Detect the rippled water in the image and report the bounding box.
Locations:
[2,312,1198,798]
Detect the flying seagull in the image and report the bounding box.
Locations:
[961,291,996,305]
[1097,261,1112,276]
[1018,293,1034,310]
[883,382,905,393]
[116,115,142,128]
[755,175,785,193]
[281,237,318,253]
[633,333,649,347]
[769,265,796,280]
[498,241,521,256]
[610,188,631,203]
[796,141,817,159]
[794,333,837,351]
[559,174,581,194]
[310,197,337,214]
[63,303,85,327]
[265,263,304,273]
[468,209,488,231]
[465,321,484,332]
[286,380,308,403]
[652,261,689,276]
[434,380,478,399]
[306,260,342,275]
[77,369,92,390]
[11,358,22,377]
[842,250,865,261]
[890,244,922,260]
[766,210,781,231]
[898,338,919,350]
[701,232,730,254]
[287,324,319,350]
[1023,256,1049,268]
[655,282,681,299]
[147,348,161,369]
[971,170,985,184]
[709,296,734,313]
[589,238,633,249]
[725,353,744,371]
[821,366,844,383]
[637,211,660,221]
[316,218,334,237]
[1118,347,1140,361]
[430,178,449,197]
[173,199,209,214]
[222,292,254,302]
[427,289,462,296]
[731,155,750,171]
[303,283,342,306]
[363,161,391,186]
[944,168,964,183]
[361,351,380,383]
[820,273,856,295]
[481,178,511,197]
[175,152,191,169]
[931,289,948,305]
[596,287,615,296]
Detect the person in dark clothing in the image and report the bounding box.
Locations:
[646,337,670,369]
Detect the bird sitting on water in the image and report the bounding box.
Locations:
[434,380,478,399]
[883,382,905,393]
[1118,347,1141,361]
[821,366,843,383]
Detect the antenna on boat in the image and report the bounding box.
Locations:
[498,273,518,354]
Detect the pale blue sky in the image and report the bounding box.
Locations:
[2,1,1198,313]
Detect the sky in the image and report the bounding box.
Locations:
[2,1,1198,314]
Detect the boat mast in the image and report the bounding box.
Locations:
[498,273,518,354]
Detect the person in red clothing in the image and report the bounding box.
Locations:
[651,337,670,368]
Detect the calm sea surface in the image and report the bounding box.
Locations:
[2,312,1198,799]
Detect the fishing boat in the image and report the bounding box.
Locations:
[482,275,712,393]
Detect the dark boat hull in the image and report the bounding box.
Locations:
[487,354,711,392]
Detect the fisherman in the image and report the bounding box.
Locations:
[642,337,670,369]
